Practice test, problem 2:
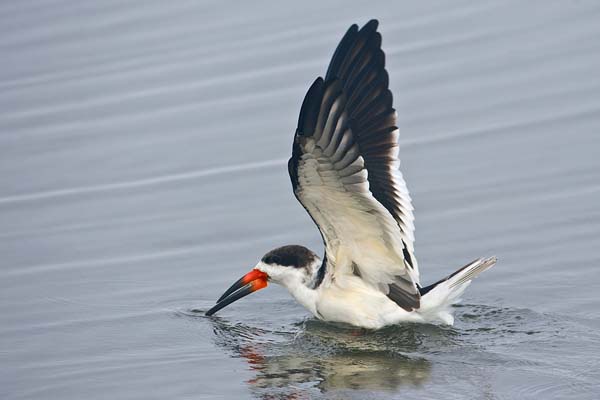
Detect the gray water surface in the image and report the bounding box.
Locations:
[2,1,600,399]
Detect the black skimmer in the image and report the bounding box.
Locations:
[206,20,496,329]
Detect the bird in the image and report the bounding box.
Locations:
[205,19,496,329]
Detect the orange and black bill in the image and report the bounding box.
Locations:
[205,269,268,316]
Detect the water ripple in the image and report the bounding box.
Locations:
[0,159,285,205]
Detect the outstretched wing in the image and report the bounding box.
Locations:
[288,20,420,311]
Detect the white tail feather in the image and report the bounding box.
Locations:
[418,256,497,325]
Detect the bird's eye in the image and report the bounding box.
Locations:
[269,255,281,265]
[262,254,281,265]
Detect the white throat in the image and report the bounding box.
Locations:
[255,261,320,317]
[285,279,319,316]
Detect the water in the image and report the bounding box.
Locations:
[2,1,600,398]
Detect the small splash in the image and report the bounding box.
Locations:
[185,308,207,315]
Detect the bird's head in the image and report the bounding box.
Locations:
[205,245,321,316]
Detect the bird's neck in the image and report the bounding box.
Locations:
[285,281,319,316]
[285,256,325,316]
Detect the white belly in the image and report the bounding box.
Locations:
[314,275,424,329]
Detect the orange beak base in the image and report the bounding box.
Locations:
[205,269,268,316]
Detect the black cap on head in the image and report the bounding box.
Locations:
[261,245,317,269]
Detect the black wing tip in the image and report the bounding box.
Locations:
[363,19,379,32]
[296,77,324,136]
[325,24,359,80]
[350,19,379,38]
[308,76,325,96]
[325,19,382,82]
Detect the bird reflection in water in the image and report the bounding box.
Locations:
[207,316,448,397]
